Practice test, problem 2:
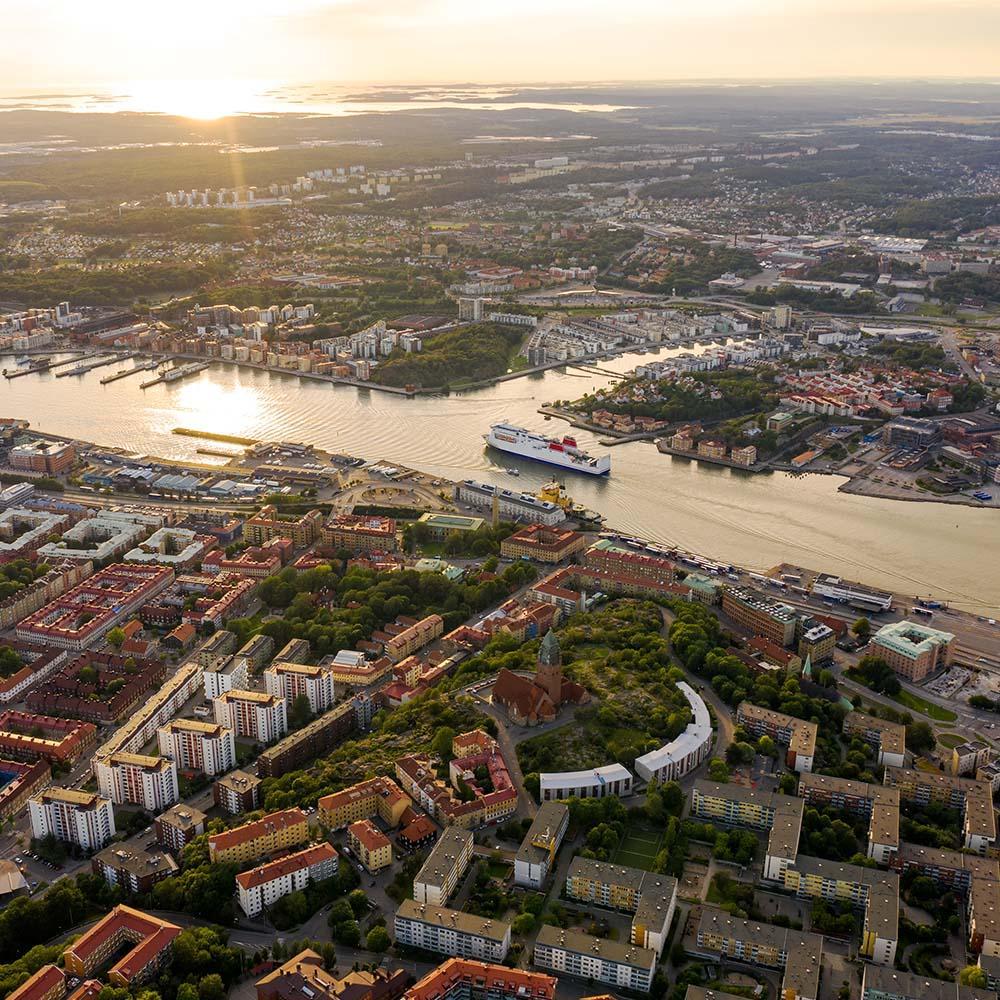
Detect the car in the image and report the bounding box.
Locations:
[14,856,22,864]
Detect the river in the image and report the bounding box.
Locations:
[2,349,996,614]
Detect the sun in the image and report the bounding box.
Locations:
[124,78,265,120]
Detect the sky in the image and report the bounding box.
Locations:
[3,0,999,104]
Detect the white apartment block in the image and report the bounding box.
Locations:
[203,655,248,701]
[413,827,474,906]
[394,900,511,961]
[263,661,335,714]
[29,788,116,851]
[236,842,338,917]
[214,689,287,743]
[533,925,656,994]
[156,719,236,776]
[94,752,179,811]
[37,511,163,563]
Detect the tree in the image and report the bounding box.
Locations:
[960,967,988,989]
[431,726,456,761]
[852,618,871,643]
[511,912,536,935]
[288,694,313,730]
[328,899,354,927]
[106,627,126,649]
[365,926,390,953]
[333,920,360,946]
[177,985,199,1000]
[906,721,936,755]
[348,888,369,916]
[198,975,226,1000]
[708,758,730,782]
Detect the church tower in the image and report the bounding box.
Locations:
[535,630,563,706]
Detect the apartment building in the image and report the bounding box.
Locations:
[154,803,207,854]
[0,758,51,821]
[244,505,323,548]
[969,876,1000,957]
[0,711,96,765]
[214,769,262,815]
[565,856,677,957]
[348,819,393,873]
[515,802,569,889]
[318,776,412,831]
[257,950,409,1000]
[156,719,236,775]
[883,766,997,854]
[237,634,277,673]
[237,842,339,917]
[736,702,817,771]
[92,844,179,893]
[214,689,287,743]
[208,807,310,864]
[844,712,906,768]
[533,924,656,994]
[861,961,994,1000]
[257,699,357,778]
[394,900,511,962]
[264,661,336,713]
[721,587,797,646]
[404,959,556,1000]
[198,629,237,665]
[499,525,588,564]
[203,655,248,700]
[799,623,837,664]
[380,614,444,662]
[321,514,398,553]
[952,741,992,777]
[870,620,955,683]
[94,752,179,811]
[63,906,181,987]
[694,908,823,1000]
[539,764,634,803]
[634,680,713,783]
[414,827,474,905]
[5,964,71,1000]
[891,843,1000,896]
[29,787,115,851]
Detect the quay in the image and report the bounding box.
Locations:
[100,358,163,385]
[140,361,211,389]
[3,353,86,379]
[55,354,128,378]
[655,440,768,473]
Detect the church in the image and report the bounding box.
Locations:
[491,630,589,727]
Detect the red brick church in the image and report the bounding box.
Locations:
[492,631,589,727]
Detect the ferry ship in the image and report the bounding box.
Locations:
[484,422,610,475]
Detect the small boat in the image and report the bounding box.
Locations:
[15,356,30,366]
[505,468,520,477]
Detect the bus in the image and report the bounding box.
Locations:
[912,606,934,618]
[781,573,802,583]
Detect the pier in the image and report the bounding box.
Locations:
[100,359,163,385]
[140,361,211,389]
[55,354,128,378]
[3,353,86,379]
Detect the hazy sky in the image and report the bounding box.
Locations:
[4,0,999,94]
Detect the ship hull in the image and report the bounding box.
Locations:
[485,433,610,475]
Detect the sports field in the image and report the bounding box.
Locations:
[613,828,663,871]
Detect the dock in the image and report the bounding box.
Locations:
[140,361,210,389]
[100,359,162,385]
[56,354,128,378]
[3,353,86,379]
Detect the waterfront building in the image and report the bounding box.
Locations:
[869,621,955,683]
[394,900,511,961]
[10,440,76,475]
[809,574,893,612]
[514,802,569,889]
[453,481,564,526]
[29,787,115,851]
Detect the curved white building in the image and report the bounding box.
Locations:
[540,763,633,802]
[634,681,713,784]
